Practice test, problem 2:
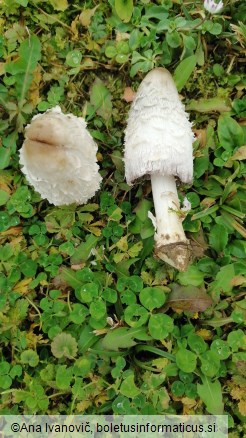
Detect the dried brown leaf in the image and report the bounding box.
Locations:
[123,87,136,102]
[189,229,208,258]
[167,284,213,313]
[28,65,42,105]
[193,129,206,149]
[231,386,244,400]
[200,197,216,208]
[232,145,246,161]
[79,6,99,27]
[238,400,246,416]
[230,275,246,286]
[0,226,22,236]
[116,31,130,41]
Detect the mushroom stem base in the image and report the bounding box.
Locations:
[154,241,191,272]
[150,174,190,271]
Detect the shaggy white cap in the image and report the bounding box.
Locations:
[124,68,194,185]
[19,106,102,206]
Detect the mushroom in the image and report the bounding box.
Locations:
[124,68,194,271]
[19,106,102,206]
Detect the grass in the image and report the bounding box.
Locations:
[0,0,245,435]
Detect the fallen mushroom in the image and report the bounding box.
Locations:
[124,68,194,271]
[19,106,102,206]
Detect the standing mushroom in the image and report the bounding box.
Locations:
[124,68,194,271]
[19,106,102,206]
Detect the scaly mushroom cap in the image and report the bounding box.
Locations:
[19,106,102,206]
[124,67,194,185]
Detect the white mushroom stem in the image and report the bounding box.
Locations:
[150,174,190,271]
